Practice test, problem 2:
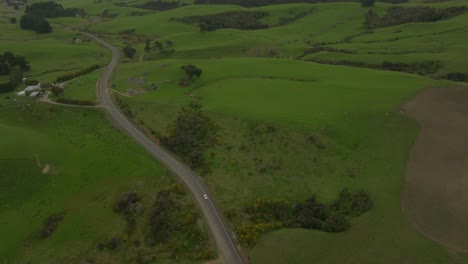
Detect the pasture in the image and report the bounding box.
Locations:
[2,0,468,263]
[0,101,210,263]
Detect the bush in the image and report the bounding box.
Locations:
[56,64,100,82]
[0,82,15,93]
[331,189,373,217]
[445,72,467,82]
[114,192,143,216]
[106,237,122,250]
[245,199,292,223]
[40,213,64,239]
[25,79,39,86]
[236,221,282,247]
[55,98,95,106]
[365,6,467,29]
[324,213,350,232]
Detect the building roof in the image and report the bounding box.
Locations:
[29,91,40,97]
[17,91,25,96]
[24,84,41,92]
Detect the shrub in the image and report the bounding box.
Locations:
[106,237,122,250]
[40,213,64,239]
[445,72,467,82]
[55,98,95,106]
[365,6,467,29]
[122,46,137,59]
[25,79,39,86]
[245,199,292,223]
[56,64,100,82]
[324,213,350,232]
[0,82,15,93]
[114,192,143,216]
[236,221,282,247]
[331,188,373,217]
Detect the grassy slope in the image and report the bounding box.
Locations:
[0,3,209,263]
[93,2,468,262]
[4,0,468,263]
[303,1,468,76]
[110,57,467,262]
[0,8,108,83]
[0,98,211,263]
[60,69,101,102]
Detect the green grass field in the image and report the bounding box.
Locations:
[57,69,101,103]
[3,0,468,263]
[0,99,212,263]
[110,56,467,262]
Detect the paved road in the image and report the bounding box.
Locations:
[82,32,245,264]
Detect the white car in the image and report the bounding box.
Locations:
[203,194,208,200]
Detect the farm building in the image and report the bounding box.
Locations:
[17,83,42,97]
[24,84,41,92]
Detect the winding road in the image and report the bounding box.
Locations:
[82,32,245,264]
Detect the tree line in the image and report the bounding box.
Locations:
[237,188,373,247]
[364,6,467,29]
[20,1,86,34]
[175,11,268,32]
[194,0,406,7]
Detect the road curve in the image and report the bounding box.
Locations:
[82,32,245,264]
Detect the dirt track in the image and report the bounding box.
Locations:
[402,86,468,252]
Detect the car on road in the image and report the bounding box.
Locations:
[203,194,208,200]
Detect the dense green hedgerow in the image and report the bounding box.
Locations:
[56,65,100,82]
[174,11,269,31]
[365,6,467,29]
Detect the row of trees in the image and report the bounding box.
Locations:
[55,64,100,82]
[364,6,467,29]
[25,1,85,18]
[122,40,175,59]
[194,0,405,7]
[175,11,268,32]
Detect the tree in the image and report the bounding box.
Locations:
[144,40,151,52]
[9,65,23,85]
[181,65,202,80]
[361,0,375,7]
[20,14,52,34]
[50,86,64,96]
[122,46,137,58]
[153,41,163,52]
[10,17,17,24]
[165,40,173,47]
[165,103,219,172]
